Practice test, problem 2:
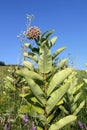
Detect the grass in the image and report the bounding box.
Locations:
[0,66,10,78]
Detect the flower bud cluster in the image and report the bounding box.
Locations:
[26,26,41,39]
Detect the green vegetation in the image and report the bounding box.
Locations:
[0,16,87,130]
[0,31,87,130]
[0,66,86,84]
[0,66,87,130]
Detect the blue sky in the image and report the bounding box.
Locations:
[0,0,87,70]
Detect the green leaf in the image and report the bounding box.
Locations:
[23,61,34,71]
[40,40,48,47]
[19,93,29,98]
[46,82,70,115]
[31,104,44,114]
[41,30,49,38]
[57,99,64,106]
[19,96,44,114]
[49,36,58,48]
[52,47,66,60]
[16,68,43,81]
[59,105,69,114]
[47,68,72,96]
[23,52,38,63]
[72,83,84,94]
[73,100,85,115]
[38,45,52,73]
[47,113,55,123]
[58,59,68,69]
[41,30,55,39]
[49,115,77,130]
[74,92,82,103]
[45,30,55,39]
[24,77,46,106]
[71,103,77,113]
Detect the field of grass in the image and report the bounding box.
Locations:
[0,66,10,78]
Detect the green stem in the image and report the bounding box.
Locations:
[43,74,49,130]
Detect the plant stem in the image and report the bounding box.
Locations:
[43,74,49,130]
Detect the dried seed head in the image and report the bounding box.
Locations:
[26,26,41,40]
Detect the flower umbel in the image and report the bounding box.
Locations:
[26,26,41,40]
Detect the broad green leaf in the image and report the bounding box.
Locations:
[49,36,58,48]
[41,30,55,39]
[16,68,43,81]
[46,82,70,115]
[67,93,73,103]
[47,68,72,96]
[57,99,64,106]
[23,52,38,63]
[31,97,42,104]
[38,45,52,73]
[32,105,44,115]
[59,105,69,114]
[58,58,68,69]
[72,83,84,94]
[45,30,55,39]
[49,115,77,130]
[47,113,55,123]
[73,100,85,115]
[74,92,82,103]
[41,30,50,38]
[40,40,48,47]
[24,77,46,106]
[71,103,77,113]
[30,96,44,108]
[52,47,66,60]
[19,99,44,114]
[16,68,46,105]
[23,61,34,71]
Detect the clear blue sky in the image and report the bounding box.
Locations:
[0,0,87,70]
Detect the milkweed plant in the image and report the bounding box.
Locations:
[0,14,86,130]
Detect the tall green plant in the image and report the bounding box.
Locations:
[16,29,77,130]
[59,71,85,116]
